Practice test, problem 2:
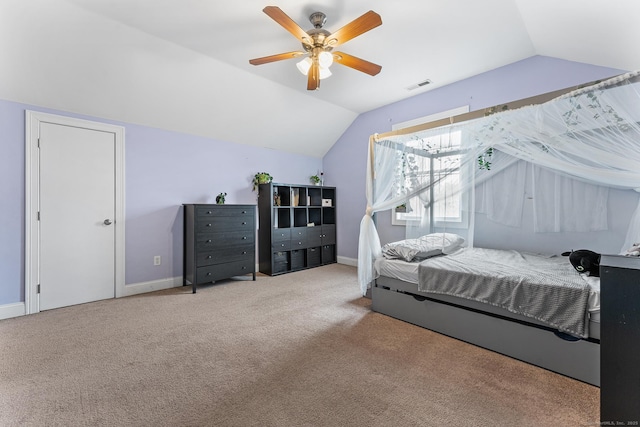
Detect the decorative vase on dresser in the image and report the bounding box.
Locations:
[257,182,336,275]
[183,204,256,293]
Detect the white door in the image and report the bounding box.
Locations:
[38,122,116,310]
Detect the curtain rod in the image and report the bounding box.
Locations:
[372,73,628,141]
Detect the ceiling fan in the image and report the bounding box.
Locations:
[249,6,382,90]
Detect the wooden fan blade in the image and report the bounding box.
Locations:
[249,51,305,66]
[325,11,382,47]
[263,6,312,46]
[307,60,320,90]
[333,52,382,76]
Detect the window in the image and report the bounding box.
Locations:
[391,107,469,228]
[392,128,468,229]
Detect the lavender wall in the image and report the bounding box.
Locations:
[1,55,632,307]
[0,101,25,304]
[0,100,321,305]
[323,56,630,260]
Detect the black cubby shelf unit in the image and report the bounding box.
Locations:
[258,182,337,276]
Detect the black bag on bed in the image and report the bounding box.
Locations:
[561,249,601,277]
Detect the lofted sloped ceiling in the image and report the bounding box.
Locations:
[1,0,639,157]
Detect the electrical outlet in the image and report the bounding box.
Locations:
[154,256,161,266]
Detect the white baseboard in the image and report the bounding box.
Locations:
[337,256,357,267]
[122,276,183,297]
[0,302,26,320]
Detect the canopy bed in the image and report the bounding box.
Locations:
[357,70,640,386]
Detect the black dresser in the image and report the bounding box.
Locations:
[183,204,256,293]
[600,255,640,425]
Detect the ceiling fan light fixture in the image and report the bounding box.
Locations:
[297,56,332,80]
[296,57,312,75]
[319,66,332,80]
[318,50,334,68]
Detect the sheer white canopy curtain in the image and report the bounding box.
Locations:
[358,70,640,295]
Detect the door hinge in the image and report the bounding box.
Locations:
[37,284,41,294]
[37,211,40,221]
[37,138,40,148]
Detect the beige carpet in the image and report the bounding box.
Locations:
[0,264,598,426]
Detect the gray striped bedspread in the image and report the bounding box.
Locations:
[417,247,591,338]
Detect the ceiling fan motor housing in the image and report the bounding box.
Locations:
[309,12,326,29]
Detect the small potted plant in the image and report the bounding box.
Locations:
[252,172,273,191]
[216,192,227,204]
[310,174,321,185]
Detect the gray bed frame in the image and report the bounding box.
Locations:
[372,275,600,386]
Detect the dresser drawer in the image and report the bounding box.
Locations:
[196,215,254,233]
[197,231,255,250]
[291,227,307,240]
[273,240,291,251]
[272,228,291,242]
[197,245,254,266]
[196,206,255,218]
[290,239,306,249]
[196,259,254,284]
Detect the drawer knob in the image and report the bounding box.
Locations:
[206,223,212,227]
[242,211,247,214]
[298,242,302,245]
[206,272,211,276]
[242,222,247,225]
[242,236,247,240]
[207,255,212,259]
[207,240,212,243]
[207,211,212,214]
[242,251,247,255]
[241,266,246,270]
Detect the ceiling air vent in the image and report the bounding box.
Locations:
[407,79,432,91]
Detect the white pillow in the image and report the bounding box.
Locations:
[381,233,465,262]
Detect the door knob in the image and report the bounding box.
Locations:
[103,219,113,225]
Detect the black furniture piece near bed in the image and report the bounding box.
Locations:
[371,244,601,387]
[183,204,256,293]
[257,182,337,275]
[600,255,640,424]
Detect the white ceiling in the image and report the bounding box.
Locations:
[3,0,639,157]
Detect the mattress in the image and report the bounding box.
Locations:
[375,256,601,324]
